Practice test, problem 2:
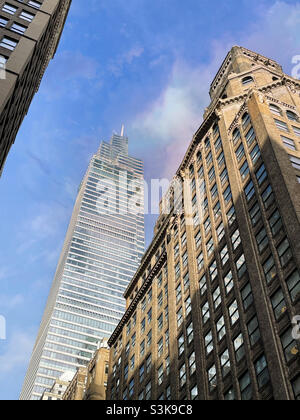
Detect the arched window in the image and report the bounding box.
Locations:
[232,128,241,145]
[286,110,298,122]
[242,76,254,85]
[269,104,282,116]
[213,123,219,137]
[242,112,250,129]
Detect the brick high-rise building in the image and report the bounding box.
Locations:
[0,0,72,175]
[107,46,300,401]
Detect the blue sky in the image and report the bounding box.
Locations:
[0,0,299,400]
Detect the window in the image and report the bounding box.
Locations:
[239,372,252,400]
[280,328,298,362]
[185,296,192,316]
[232,128,241,144]
[182,251,188,268]
[147,308,152,323]
[130,355,135,370]
[236,143,245,162]
[158,337,163,358]
[275,119,289,132]
[227,205,236,226]
[224,271,234,294]
[241,282,253,310]
[242,76,254,85]
[292,376,300,400]
[199,274,207,295]
[213,123,219,137]
[271,288,287,320]
[234,333,245,362]
[0,16,8,27]
[236,254,246,279]
[205,331,213,355]
[187,321,194,345]
[183,272,190,291]
[157,313,163,331]
[292,125,300,137]
[195,230,202,248]
[179,364,186,387]
[231,229,241,250]
[177,307,183,328]
[175,262,181,280]
[213,286,221,309]
[218,151,225,168]
[215,136,222,152]
[0,36,18,51]
[19,10,35,22]
[204,216,211,235]
[216,316,226,341]
[197,252,204,271]
[245,180,255,202]
[139,364,145,383]
[208,166,215,183]
[204,136,210,149]
[286,270,300,302]
[210,260,218,281]
[249,202,261,226]
[263,255,277,284]
[208,365,217,392]
[223,185,232,205]
[229,300,239,325]
[217,222,225,241]
[202,301,210,323]
[158,364,164,386]
[277,237,292,266]
[220,349,231,377]
[145,381,151,400]
[240,160,249,180]
[242,113,250,129]
[256,228,269,253]
[220,167,228,185]
[146,354,151,374]
[206,151,213,166]
[165,355,170,375]
[289,155,300,170]
[189,352,196,376]
[140,340,145,357]
[158,291,163,307]
[269,104,282,116]
[286,110,298,122]
[248,316,261,346]
[220,244,229,266]
[141,318,145,335]
[211,183,218,201]
[178,334,184,356]
[190,384,198,400]
[28,1,42,9]
[147,329,152,347]
[11,22,26,34]
[281,135,296,150]
[255,164,267,186]
[250,144,261,164]
[262,184,274,209]
[245,126,256,146]
[206,237,214,257]
[255,355,270,389]
[269,209,282,236]
[2,3,17,14]
[224,387,235,400]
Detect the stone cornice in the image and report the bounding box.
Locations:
[108,249,167,346]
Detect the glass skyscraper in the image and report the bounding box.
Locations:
[20,129,145,400]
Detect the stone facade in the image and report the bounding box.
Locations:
[107,46,300,401]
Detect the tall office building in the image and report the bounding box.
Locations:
[107,46,300,401]
[0,0,71,175]
[20,130,145,400]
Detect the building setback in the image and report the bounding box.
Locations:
[20,130,145,400]
[0,0,71,175]
[107,46,300,401]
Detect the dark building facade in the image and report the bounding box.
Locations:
[107,46,300,401]
[0,0,71,175]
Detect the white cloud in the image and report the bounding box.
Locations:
[130,1,300,178]
[109,46,144,77]
[0,331,35,373]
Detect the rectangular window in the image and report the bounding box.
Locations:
[281,135,296,150]
[292,125,300,137]
[186,321,194,345]
[19,10,35,22]
[236,254,247,279]
[255,164,267,186]
[158,337,163,358]
[227,205,236,226]
[185,296,192,316]
[246,126,256,146]
[247,316,261,346]
[220,167,228,185]
[241,282,253,310]
[239,372,252,400]
[197,252,204,271]
[256,227,269,253]
[189,351,196,376]
[234,333,245,362]
[2,3,17,14]
[275,119,289,132]
[232,229,241,250]
[289,155,300,170]
[218,151,225,168]
[244,180,255,202]
[210,260,218,281]
[213,286,221,309]
[236,143,245,162]
[0,36,18,51]
[255,355,270,389]
[178,334,184,356]
[11,22,26,34]
[205,331,213,355]
[208,365,217,392]
[217,221,225,241]
[158,364,164,386]
[216,316,226,341]
[286,270,300,302]
[195,230,202,248]
[0,16,9,26]
[249,202,261,226]
[229,300,239,325]
[224,271,234,294]
[223,185,232,205]
[202,301,210,324]
[271,288,287,320]
[145,381,151,400]
[199,274,207,295]
[277,237,292,266]
[262,184,274,209]
[269,209,282,236]
[177,307,183,328]
[220,244,229,266]
[250,144,261,164]
[240,160,249,180]
[263,255,277,284]
[281,328,297,362]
